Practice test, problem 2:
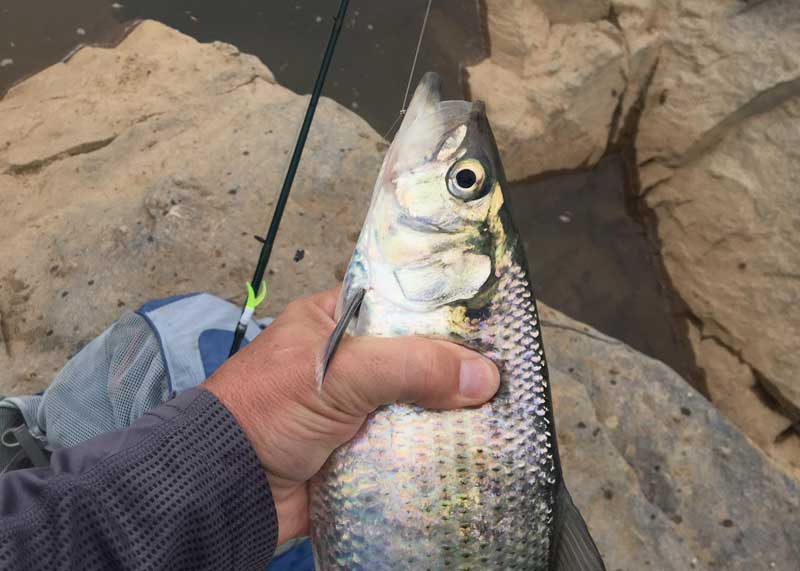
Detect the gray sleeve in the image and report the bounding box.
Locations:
[0,387,278,570]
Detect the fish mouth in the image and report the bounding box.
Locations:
[401,71,489,126]
[403,71,443,122]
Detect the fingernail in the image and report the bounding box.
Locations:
[459,357,500,400]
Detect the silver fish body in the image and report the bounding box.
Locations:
[309,73,601,571]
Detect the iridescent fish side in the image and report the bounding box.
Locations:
[309,73,604,571]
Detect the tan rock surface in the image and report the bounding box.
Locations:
[635,0,800,454]
[0,21,384,395]
[542,304,800,570]
[470,20,626,179]
[467,0,671,179]
[636,0,800,166]
[481,0,550,70]
[688,322,800,480]
[534,0,611,24]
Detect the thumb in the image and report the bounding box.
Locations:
[322,336,501,415]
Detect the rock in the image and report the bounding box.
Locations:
[608,0,673,131]
[480,0,549,70]
[535,0,611,24]
[468,4,627,179]
[639,92,800,469]
[636,0,800,166]
[0,21,385,395]
[634,0,800,465]
[466,0,669,180]
[469,0,800,480]
[541,304,800,570]
[687,321,800,480]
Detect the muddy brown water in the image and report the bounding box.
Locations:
[0,1,697,382]
[0,0,484,133]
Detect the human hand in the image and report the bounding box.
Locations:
[205,287,500,546]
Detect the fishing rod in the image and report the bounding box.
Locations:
[228,0,351,357]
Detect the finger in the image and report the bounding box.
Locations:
[322,336,500,415]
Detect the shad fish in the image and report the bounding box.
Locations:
[309,72,605,571]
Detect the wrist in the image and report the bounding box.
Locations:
[204,375,304,545]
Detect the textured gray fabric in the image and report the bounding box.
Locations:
[0,388,278,570]
[42,311,169,448]
[3,312,169,450]
[0,406,28,473]
[1,397,42,440]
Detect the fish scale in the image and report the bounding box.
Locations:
[311,259,557,570]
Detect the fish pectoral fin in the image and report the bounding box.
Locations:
[551,483,606,571]
[317,288,366,391]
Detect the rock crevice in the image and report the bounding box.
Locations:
[5,135,118,175]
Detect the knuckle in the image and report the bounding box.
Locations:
[323,352,373,416]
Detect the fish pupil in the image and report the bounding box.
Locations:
[456,168,477,189]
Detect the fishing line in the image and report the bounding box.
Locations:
[401,0,434,112]
[228,0,351,357]
[382,0,434,139]
[381,111,403,140]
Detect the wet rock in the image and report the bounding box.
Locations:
[542,304,800,570]
[0,21,382,393]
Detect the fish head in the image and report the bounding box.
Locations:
[342,72,515,336]
[388,73,504,230]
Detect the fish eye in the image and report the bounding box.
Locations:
[456,169,477,188]
[447,159,487,201]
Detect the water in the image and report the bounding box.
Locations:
[0,0,484,135]
[0,1,698,383]
[508,157,699,385]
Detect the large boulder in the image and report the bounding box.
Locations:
[543,304,800,570]
[469,0,800,479]
[1,19,798,570]
[466,0,669,179]
[634,0,800,473]
[0,21,384,395]
[467,3,624,179]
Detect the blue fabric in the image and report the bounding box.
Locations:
[198,329,250,379]
[135,293,260,394]
[137,292,200,314]
[267,539,315,571]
